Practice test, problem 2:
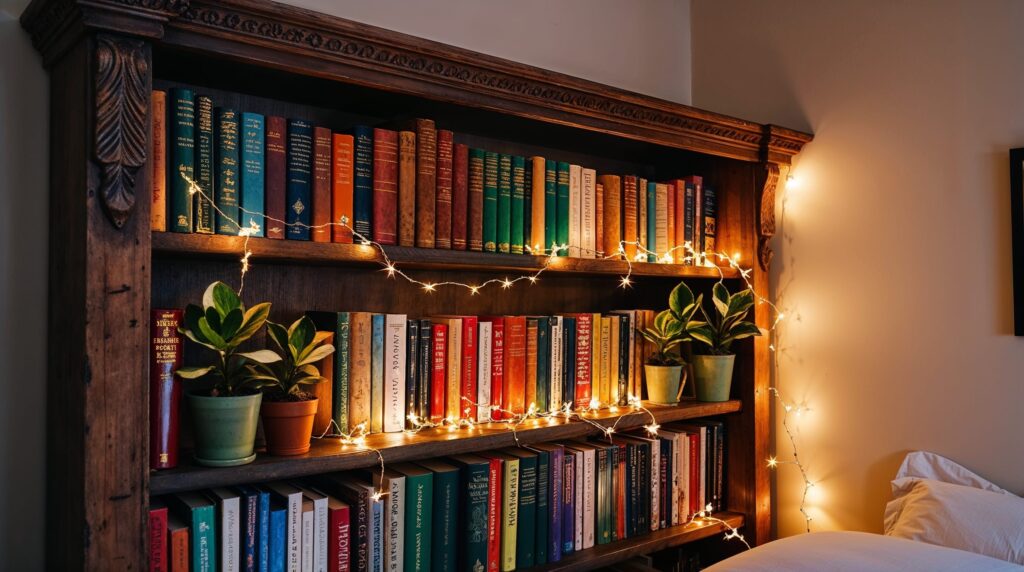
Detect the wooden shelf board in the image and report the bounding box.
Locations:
[152,232,739,279]
[151,399,741,495]
[530,512,745,572]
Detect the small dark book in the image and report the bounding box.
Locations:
[285,119,313,240]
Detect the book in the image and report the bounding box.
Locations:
[510,156,526,254]
[269,500,288,572]
[703,185,717,256]
[666,180,676,260]
[681,180,694,263]
[589,312,601,407]
[655,182,668,261]
[571,314,592,410]
[523,162,532,254]
[193,95,214,234]
[468,148,485,251]
[672,181,685,258]
[568,165,581,257]
[370,314,385,434]
[561,453,575,555]
[477,320,493,423]
[527,443,563,562]
[569,447,584,550]
[352,126,374,239]
[405,320,419,430]
[452,143,469,250]
[534,316,550,414]
[168,87,195,233]
[408,119,436,249]
[370,128,398,245]
[150,309,183,470]
[419,460,458,572]
[504,448,538,568]
[599,317,612,405]
[430,323,448,423]
[316,477,369,572]
[637,177,647,262]
[503,316,527,416]
[478,452,519,571]
[240,112,266,237]
[324,494,351,572]
[151,90,167,231]
[561,317,577,408]
[300,487,329,572]
[307,311,351,435]
[531,446,550,565]
[416,320,432,423]
[597,175,621,259]
[169,491,216,572]
[591,442,612,544]
[332,134,355,244]
[681,175,702,262]
[554,162,570,256]
[214,108,241,235]
[348,312,373,433]
[595,182,604,257]
[149,500,169,572]
[397,131,416,247]
[525,318,538,409]
[266,482,304,572]
[391,464,432,572]
[370,470,405,572]
[233,486,263,572]
[622,176,638,259]
[531,157,546,254]
[435,129,453,249]
[459,316,478,421]
[364,481,384,572]
[445,319,463,420]
[265,116,287,239]
[300,498,314,572]
[549,317,563,412]
[483,151,499,252]
[167,513,190,572]
[311,126,332,243]
[581,168,596,258]
[497,154,512,253]
[286,119,314,240]
[646,181,657,262]
[565,442,596,549]
[384,314,407,433]
[479,317,505,420]
[446,454,490,572]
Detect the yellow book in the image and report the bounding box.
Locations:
[609,318,620,404]
[590,313,601,406]
[599,317,612,404]
[480,452,519,571]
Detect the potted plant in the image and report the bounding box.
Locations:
[250,316,335,456]
[640,282,702,405]
[687,283,763,402]
[176,282,280,466]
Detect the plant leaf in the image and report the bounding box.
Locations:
[726,322,762,340]
[712,283,730,317]
[668,281,695,316]
[266,321,290,353]
[220,308,243,341]
[238,349,283,364]
[297,344,336,366]
[232,302,272,345]
[176,365,215,379]
[210,281,241,317]
[688,323,716,349]
[182,304,207,343]
[197,316,226,348]
[727,289,755,318]
[288,317,316,358]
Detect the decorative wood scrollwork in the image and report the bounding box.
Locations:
[757,163,780,271]
[94,34,149,229]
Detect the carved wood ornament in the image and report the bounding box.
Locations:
[758,163,780,271]
[95,34,149,228]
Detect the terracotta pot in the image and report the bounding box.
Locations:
[644,364,686,405]
[188,392,262,467]
[261,398,318,456]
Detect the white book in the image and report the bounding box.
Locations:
[300,500,314,572]
[681,432,691,519]
[580,168,596,259]
[572,448,583,551]
[373,470,406,572]
[568,164,582,257]
[384,314,407,433]
[477,321,493,422]
[209,488,240,572]
[297,487,329,572]
[266,482,304,572]
[549,317,563,412]
[566,442,596,549]
[668,431,681,525]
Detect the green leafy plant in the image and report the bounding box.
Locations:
[640,282,703,366]
[175,282,280,396]
[251,316,336,401]
[688,283,763,355]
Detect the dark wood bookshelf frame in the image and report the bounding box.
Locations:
[21,0,810,568]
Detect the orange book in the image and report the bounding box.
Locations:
[531,157,546,253]
[570,313,593,409]
[525,318,539,409]
[502,316,527,416]
[151,90,167,231]
[398,131,417,246]
[331,134,354,243]
[622,176,638,260]
[595,182,604,257]
[598,175,622,259]
[666,181,676,260]
[168,514,189,572]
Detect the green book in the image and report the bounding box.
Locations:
[483,152,499,252]
[480,452,519,572]
[531,447,550,564]
[194,95,214,234]
[305,311,350,432]
[544,160,557,254]
[419,459,459,572]
[520,156,531,254]
[168,87,195,233]
[169,491,216,572]
[448,454,491,572]
[504,449,538,568]
[497,154,512,253]
[555,162,570,256]
[214,107,240,234]
[394,463,433,572]
[510,156,525,254]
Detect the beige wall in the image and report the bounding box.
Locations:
[692,0,1024,537]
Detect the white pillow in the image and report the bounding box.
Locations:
[894,451,1011,494]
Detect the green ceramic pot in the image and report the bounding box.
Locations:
[644,364,685,405]
[692,355,736,402]
[188,392,262,467]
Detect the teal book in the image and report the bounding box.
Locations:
[371,313,385,434]
[305,311,350,432]
[168,87,195,233]
[483,152,499,252]
[535,316,550,413]
[647,181,657,262]
[510,156,526,254]
[448,454,491,572]
[240,112,265,237]
[419,460,459,572]
[544,160,557,254]
[555,162,570,255]
[393,464,433,572]
[215,107,241,234]
[285,119,313,240]
[169,491,216,572]
[497,154,512,253]
[268,500,287,572]
[353,125,374,238]
[505,448,538,568]
[194,95,214,234]
[531,447,551,565]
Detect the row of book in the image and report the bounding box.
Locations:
[150,87,717,261]
[149,423,726,572]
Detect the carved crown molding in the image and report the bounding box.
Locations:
[757,163,781,270]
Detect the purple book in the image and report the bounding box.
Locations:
[562,454,575,555]
[528,443,563,561]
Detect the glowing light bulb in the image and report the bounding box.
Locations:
[501,278,513,289]
[767,456,778,468]
[470,285,480,295]
[422,283,436,293]
[644,423,660,436]
[385,263,397,277]
[619,276,632,289]
[528,276,538,284]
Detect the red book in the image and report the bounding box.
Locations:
[167,514,189,572]
[265,116,287,239]
[595,182,604,257]
[617,442,627,538]
[460,316,478,420]
[480,317,505,421]
[451,143,469,250]
[689,432,701,518]
[525,319,538,409]
[622,176,639,259]
[312,126,332,242]
[409,118,436,249]
[148,501,169,571]
[486,456,503,572]
[372,128,399,245]
[503,316,527,416]
[666,180,676,259]
[571,314,593,409]
[332,134,354,243]
[327,496,351,572]
[430,324,448,423]
[672,180,686,251]
[435,129,454,249]
[150,309,183,470]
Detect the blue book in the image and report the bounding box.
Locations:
[370,492,383,572]
[535,316,550,413]
[234,485,261,572]
[371,314,385,434]
[647,181,657,262]
[256,488,270,572]
[353,125,374,238]
[268,502,287,572]
[531,447,550,565]
[562,454,575,555]
[240,112,265,237]
[215,107,241,235]
[561,317,576,407]
[527,443,563,562]
[285,119,313,240]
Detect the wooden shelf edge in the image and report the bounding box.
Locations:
[151,232,740,279]
[532,512,745,572]
[150,399,741,495]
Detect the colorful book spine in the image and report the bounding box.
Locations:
[151,90,167,231]
[239,112,265,237]
[372,128,399,245]
[168,87,195,233]
[450,456,490,572]
[494,455,520,571]
[372,471,404,572]
[349,312,372,433]
[194,95,214,234]
[392,465,432,572]
[549,317,563,412]
[595,445,610,544]
[568,164,581,257]
[332,134,355,243]
[435,129,454,249]
[170,492,216,572]
[269,503,287,572]
[562,454,575,556]
[468,148,485,251]
[460,316,478,421]
[398,131,417,247]
[235,486,259,572]
[488,318,505,420]
[384,314,407,433]
[150,309,183,470]
[371,314,385,434]
[369,489,383,572]
[311,126,332,242]
[405,320,418,430]
[647,181,658,261]
[327,498,351,572]
[597,175,621,259]
[497,154,512,253]
[581,168,596,258]
[485,457,502,572]
[523,160,532,254]
[442,319,462,421]
[149,501,169,572]
[504,316,527,416]
[673,181,686,259]
[416,321,432,422]
[622,176,638,259]
[285,119,313,240]
[510,156,526,254]
[555,162,570,255]
[666,180,676,260]
[532,448,550,565]
[561,317,577,408]
[682,175,703,262]
[525,318,539,409]
[483,152,499,252]
[430,324,448,423]
[477,321,493,423]
[513,452,537,568]
[264,116,287,239]
[452,143,469,250]
[352,125,374,239]
[702,185,717,255]
[167,514,190,572]
[639,177,648,261]
[214,108,240,234]
[530,157,546,254]
[535,316,550,413]
[424,462,458,572]
[412,119,437,249]
[573,314,592,410]
[596,182,604,257]
[544,160,557,254]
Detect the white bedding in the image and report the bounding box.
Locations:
[703,531,1023,571]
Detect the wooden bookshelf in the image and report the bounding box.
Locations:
[21,0,811,568]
